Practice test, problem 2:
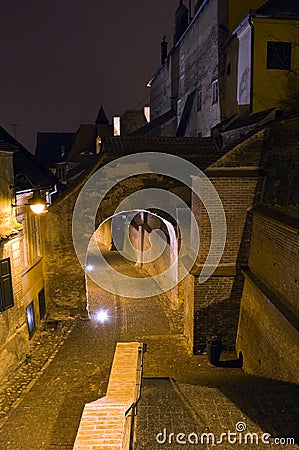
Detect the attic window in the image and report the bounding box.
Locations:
[267,42,291,70]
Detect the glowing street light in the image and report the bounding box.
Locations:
[27,191,48,214]
[95,310,109,324]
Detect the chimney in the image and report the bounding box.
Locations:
[160,35,168,64]
[174,1,189,45]
[144,106,150,123]
[189,0,192,22]
[113,116,121,136]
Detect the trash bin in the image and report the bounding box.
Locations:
[207,336,222,366]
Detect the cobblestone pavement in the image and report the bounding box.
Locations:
[0,254,298,450]
[0,321,75,429]
[122,295,299,450]
[0,316,120,450]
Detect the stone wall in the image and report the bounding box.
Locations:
[0,236,29,380]
[42,182,87,318]
[0,152,29,380]
[179,0,220,137]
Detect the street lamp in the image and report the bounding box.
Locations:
[27,191,48,214]
[11,174,49,215]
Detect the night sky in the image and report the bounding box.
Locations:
[0,0,177,152]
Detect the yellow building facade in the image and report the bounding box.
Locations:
[252,17,299,113]
[0,127,56,381]
[224,10,299,121]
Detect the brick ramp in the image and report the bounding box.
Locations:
[73,342,143,450]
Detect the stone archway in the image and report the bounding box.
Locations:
[42,150,195,351]
[85,209,181,322]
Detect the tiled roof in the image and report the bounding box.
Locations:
[35,132,75,167]
[221,109,275,132]
[0,138,18,152]
[256,0,299,17]
[66,155,100,182]
[0,126,58,192]
[56,135,227,199]
[132,110,176,136]
[67,124,97,163]
[101,136,225,170]
[176,90,196,137]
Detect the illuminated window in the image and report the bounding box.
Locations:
[0,258,14,312]
[267,42,291,70]
[212,79,218,104]
[26,301,35,338]
[113,117,121,136]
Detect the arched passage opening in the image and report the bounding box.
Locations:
[85,209,185,335]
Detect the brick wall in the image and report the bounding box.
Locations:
[262,116,299,206]
[193,273,245,350]
[249,209,298,316]
[236,271,299,384]
[236,208,299,383]
[73,342,143,450]
[191,172,263,351]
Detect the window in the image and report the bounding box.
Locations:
[267,42,291,70]
[30,215,41,262]
[180,53,185,91]
[212,79,218,104]
[20,214,42,269]
[38,288,46,320]
[0,258,14,312]
[56,163,67,182]
[197,88,202,111]
[26,301,35,338]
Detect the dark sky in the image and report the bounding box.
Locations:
[0,0,177,152]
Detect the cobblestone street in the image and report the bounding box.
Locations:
[0,256,298,449]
